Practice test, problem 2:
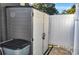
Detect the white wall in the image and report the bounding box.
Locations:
[49,14,75,49]
[33,9,49,54]
[33,9,44,55]
[73,4,79,54]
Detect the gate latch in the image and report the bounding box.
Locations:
[42,33,45,40]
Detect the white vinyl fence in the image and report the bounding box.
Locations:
[48,14,75,49]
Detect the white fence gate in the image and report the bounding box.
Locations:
[49,15,75,50]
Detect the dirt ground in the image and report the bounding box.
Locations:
[49,47,72,55]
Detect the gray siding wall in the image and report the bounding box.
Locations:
[0,3,19,42]
[0,4,2,42]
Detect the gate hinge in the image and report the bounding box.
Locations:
[32,38,33,41]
